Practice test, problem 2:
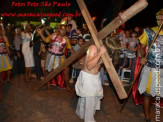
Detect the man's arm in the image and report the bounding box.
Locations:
[37,28,53,43]
[86,45,106,70]
[138,44,145,57]
[139,44,147,65]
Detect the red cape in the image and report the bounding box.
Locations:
[132,47,163,107]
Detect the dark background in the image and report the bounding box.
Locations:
[0,0,162,29]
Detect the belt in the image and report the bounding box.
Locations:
[48,51,64,56]
[146,63,163,69]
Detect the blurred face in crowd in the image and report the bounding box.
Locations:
[41,42,45,49]
[67,25,72,32]
[83,24,88,30]
[76,29,81,35]
[131,32,137,38]
[26,25,33,33]
[78,38,84,46]
[59,29,66,36]
[71,39,77,46]
[125,30,130,38]
[17,28,22,35]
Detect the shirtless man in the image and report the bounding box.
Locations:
[75,45,106,122]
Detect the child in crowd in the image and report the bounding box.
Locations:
[38,41,47,78]
[120,30,130,68]
[125,31,139,70]
[116,28,126,69]
[72,37,85,82]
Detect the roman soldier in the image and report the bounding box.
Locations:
[137,9,163,122]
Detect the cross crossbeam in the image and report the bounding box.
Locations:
[34,0,148,100]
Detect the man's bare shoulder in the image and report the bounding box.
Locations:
[88,45,98,52]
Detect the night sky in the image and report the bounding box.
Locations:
[0,0,162,29]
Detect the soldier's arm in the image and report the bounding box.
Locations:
[138,31,148,65]
[138,31,148,58]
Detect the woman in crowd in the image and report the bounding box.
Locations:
[22,24,34,81]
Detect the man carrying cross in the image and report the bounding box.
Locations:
[75,44,106,122]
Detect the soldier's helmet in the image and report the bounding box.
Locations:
[156,9,163,25]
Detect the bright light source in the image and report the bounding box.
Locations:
[0,17,3,20]
[92,16,96,21]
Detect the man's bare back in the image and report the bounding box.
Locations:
[82,45,106,75]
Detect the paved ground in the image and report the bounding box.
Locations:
[0,75,162,122]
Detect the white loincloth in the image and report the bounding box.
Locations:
[75,71,103,122]
[75,70,103,98]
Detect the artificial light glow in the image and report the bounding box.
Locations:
[92,16,96,21]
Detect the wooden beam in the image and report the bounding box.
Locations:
[34,0,148,93]
[76,0,128,99]
[97,0,148,40]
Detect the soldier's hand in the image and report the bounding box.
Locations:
[140,58,147,65]
[99,45,106,55]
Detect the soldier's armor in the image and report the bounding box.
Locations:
[0,37,7,54]
[145,29,163,67]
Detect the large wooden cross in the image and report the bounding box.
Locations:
[34,0,148,99]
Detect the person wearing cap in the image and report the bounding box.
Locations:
[83,33,91,42]
[138,9,163,122]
